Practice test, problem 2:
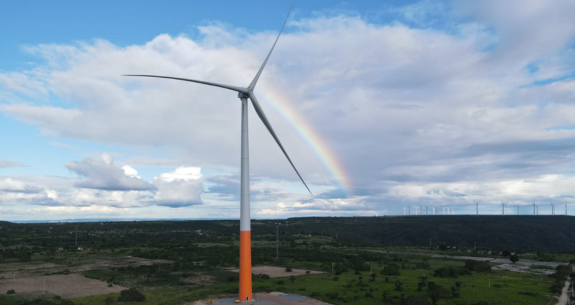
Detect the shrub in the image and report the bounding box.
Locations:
[333,276,339,281]
[118,288,146,302]
[405,295,431,305]
[433,266,459,278]
[382,264,400,276]
[305,270,310,275]
[416,261,430,269]
[277,280,285,285]
[519,291,538,297]
[510,254,519,264]
[285,267,292,272]
[260,274,270,280]
[7,289,15,294]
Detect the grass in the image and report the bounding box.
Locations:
[71,266,557,305]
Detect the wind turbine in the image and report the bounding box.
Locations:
[474,201,479,216]
[501,202,504,216]
[533,202,535,216]
[125,7,311,302]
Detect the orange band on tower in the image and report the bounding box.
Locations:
[239,230,252,302]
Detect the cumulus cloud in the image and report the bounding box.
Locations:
[152,167,203,207]
[66,153,153,191]
[2,1,575,217]
[0,178,42,193]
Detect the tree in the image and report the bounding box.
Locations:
[510,254,519,264]
[395,280,403,292]
[427,282,451,305]
[382,263,400,275]
[118,288,146,302]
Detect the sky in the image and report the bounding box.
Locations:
[1,0,575,221]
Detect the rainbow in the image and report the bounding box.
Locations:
[259,85,351,195]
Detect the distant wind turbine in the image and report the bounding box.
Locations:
[125,6,311,302]
[474,201,479,216]
[501,202,505,216]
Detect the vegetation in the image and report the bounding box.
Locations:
[0,216,573,304]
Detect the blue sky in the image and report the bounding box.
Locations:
[1,0,575,221]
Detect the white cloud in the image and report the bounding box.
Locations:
[2,1,575,217]
[152,167,203,208]
[0,178,42,193]
[66,153,152,191]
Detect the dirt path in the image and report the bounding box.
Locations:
[556,266,574,305]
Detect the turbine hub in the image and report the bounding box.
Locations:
[238,92,249,99]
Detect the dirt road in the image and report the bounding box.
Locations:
[556,266,574,305]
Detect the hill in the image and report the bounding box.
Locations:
[287,215,575,252]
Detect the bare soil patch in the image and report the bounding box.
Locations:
[0,274,125,299]
[229,266,325,278]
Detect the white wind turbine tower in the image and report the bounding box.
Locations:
[533,202,535,216]
[474,201,479,216]
[403,207,406,215]
[565,202,567,215]
[501,202,505,216]
[125,6,311,302]
[551,202,555,216]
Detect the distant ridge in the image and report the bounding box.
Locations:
[287,215,575,252]
[8,218,238,224]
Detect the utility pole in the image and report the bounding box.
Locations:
[426,206,428,215]
[533,203,535,215]
[566,203,568,215]
[476,201,479,216]
[502,202,504,216]
[409,205,411,216]
[75,225,78,248]
[276,226,279,261]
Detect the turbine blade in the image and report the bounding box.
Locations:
[249,92,312,195]
[124,75,247,93]
[248,4,293,90]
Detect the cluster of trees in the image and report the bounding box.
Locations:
[0,248,32,262]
